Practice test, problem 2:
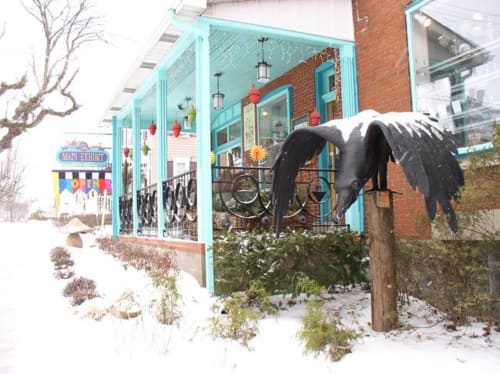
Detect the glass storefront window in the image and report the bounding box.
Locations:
[216,128,228,146]
[229,121,241,142]
[216,121,241,147]
[217,146,242,166]
[257,91,290,167]
[408,0,499,148]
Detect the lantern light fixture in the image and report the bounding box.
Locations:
[414,12,431,28]
[184,97,193,129]
[212,72,224,110]
[256,37,271,83]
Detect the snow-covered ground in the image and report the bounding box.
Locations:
[0,220,499,374]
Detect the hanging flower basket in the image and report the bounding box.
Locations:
[187,105,196,123]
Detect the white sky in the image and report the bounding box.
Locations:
[0,0,172,204]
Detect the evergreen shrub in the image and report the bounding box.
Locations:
[396,239,499,324]
[213,229,367,296]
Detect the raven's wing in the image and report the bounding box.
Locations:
[272,110,380,234]
[367,112,464,231]
[271,126,339,234]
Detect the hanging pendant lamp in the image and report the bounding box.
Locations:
[212,73,225,110]
[256,37,271,83]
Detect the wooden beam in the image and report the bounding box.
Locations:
[365,191,398,331]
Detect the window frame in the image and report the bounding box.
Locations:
[405,0,495,155]
[255,85,292,167]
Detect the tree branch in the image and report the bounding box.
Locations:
[0,0,105,154]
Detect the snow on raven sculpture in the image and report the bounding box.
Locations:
[272,110,464,234]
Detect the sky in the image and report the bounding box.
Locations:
[0,0,172,204]
[1,220,499,373]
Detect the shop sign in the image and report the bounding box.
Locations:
[56,148,110,166]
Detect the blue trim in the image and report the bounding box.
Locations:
[156,69,168,238]
[457,142,493,160]
[314,60,335,221]
[132,100,141,236]
[198,16,354,48]
[111,116,121,240]
[194,23,215,294]
[405,0,434,13]
[211,103,242,131]
[117,32,196,122]
[339,44,363,233]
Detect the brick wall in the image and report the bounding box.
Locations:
[352,0,431,239]
[117,236,206,287]
[241,48,341,164]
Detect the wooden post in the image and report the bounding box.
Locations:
[365,191,398,332]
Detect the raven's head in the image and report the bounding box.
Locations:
[333,177,362,224]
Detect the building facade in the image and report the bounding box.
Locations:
[104,0,499,291]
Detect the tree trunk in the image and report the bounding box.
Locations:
[365,191,398,332]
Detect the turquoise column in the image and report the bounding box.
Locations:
[196,23,214,294]
[111,115,122,240]
[156,69,168,237]
[132,99,142,235]
[340,43,364,233]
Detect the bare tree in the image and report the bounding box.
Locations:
[0,0,105,154]
[0,146,26,220]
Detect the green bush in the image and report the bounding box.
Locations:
[298,299,359,361]
[213,229,367,296]
[396,239,499,324]
[150,270,182,325]
[209,293,262,349]
[209,280,278,348]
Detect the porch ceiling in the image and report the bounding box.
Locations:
[101,11,336,129]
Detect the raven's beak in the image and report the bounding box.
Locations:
[334,189,357,224]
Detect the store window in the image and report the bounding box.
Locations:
[216,121,241,148]
[257,89,290,167]
[214,119,242,167]
[408,0,499,148]
[217,145,242,167]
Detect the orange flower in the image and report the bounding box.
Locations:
[249,144,266,163]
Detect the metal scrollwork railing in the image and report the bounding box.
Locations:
[163,169,197,240]
[118,164,346,238]
[119,193,133,234]
[137,184,157,236]
[212,165,345,232]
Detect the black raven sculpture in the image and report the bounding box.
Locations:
[272,110,464,233]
